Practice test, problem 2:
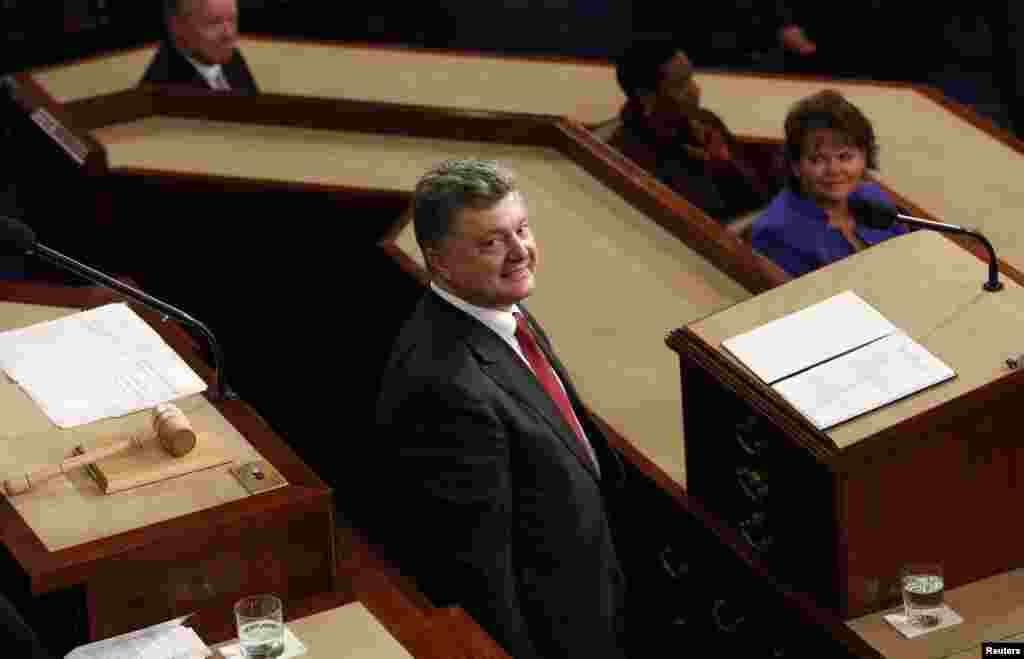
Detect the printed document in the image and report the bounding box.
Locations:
[722,291,955,430]
[772,332,955,430]
[64,615,209,659]
[722,290,897,385]
[0,303,207,428]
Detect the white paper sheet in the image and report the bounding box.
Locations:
[137,626,210,659]
[0,303,207,428]
[722,290,897,384]
[64,615,207,659]
[772,332,956,430]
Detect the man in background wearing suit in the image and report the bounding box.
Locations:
[371,159,629,659]
[142,0,258,92]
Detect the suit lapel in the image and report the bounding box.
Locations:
[426,295,600,480]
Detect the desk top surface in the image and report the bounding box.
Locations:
[269,602,413,659]
[0,282,329,601]
[688,230,1024,450]
[848,569,1024,659]
[32,40,624,124]
[0,299,265,551]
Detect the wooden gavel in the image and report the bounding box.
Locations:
[3,403,197,496]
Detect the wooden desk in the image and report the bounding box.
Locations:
[669,231,1024,619]
[849,570,1024,659]
[28,39,625,125]
[0,281,336,656]
[22,37,1024,279]
[214,594,508,659]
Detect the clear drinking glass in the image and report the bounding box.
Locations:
[901,563,944,627]
[234,594,285,658]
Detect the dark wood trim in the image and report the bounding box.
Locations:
[667,326,840,468]
[62,87,159,131]
[554,119,790,293]
[8,73,109,175]
[143,85,567,147]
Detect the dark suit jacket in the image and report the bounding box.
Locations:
[371,291,628,659]
[140,42,259,92]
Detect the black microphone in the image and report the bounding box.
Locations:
[0,215,237,400]
[849,197,1003,292]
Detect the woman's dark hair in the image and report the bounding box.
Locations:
[784,89,878,190]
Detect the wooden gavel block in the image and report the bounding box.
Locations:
[3,403,197,496]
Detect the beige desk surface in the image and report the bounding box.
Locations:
[688,230,1024,450]
[0,300,263,551]
[32,39,625,125]
[30,39,1024,276]
[92,116,753,486]
[273,602,413,659]
[848,569,1024,659]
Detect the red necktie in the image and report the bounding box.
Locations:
[514,312,598,471]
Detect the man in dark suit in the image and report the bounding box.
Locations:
[142,0,258,92]
[370,159,628,659]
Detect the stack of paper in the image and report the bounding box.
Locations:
[0,303,207,428]
[65,615,210,659]
[722,291,955,430]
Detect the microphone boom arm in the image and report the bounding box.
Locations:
[895,213,1003,292]
[30,242,237,400]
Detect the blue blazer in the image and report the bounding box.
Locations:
[750,182,908,277]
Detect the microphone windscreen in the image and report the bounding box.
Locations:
[849,197,898,230]
[0,216,38,251]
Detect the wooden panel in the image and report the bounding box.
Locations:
[669,231,1024,618]
[0,281,336,651]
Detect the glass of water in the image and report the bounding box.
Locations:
[901,563,944,627]
[234,594,285,658]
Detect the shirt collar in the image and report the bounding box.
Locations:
[180,49,226,87]
[430,282,519,343]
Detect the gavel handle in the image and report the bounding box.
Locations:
[3,435,142,496]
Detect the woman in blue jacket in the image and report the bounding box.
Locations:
[751,89,907,277]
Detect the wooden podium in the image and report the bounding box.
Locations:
[667,231,1024,620]
[0,281,337,656]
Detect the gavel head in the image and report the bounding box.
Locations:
[153,403,197,457]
